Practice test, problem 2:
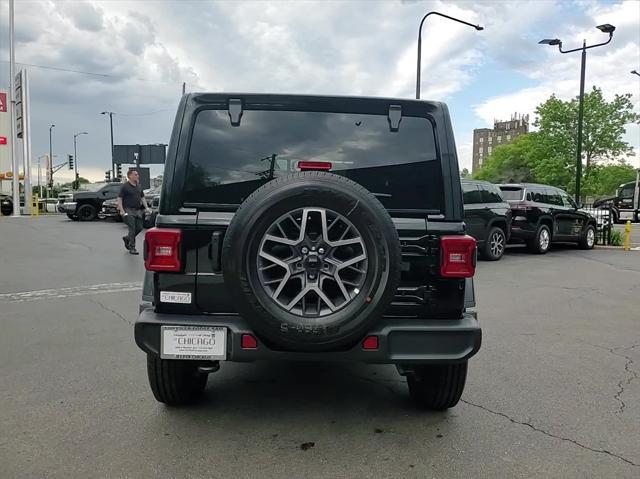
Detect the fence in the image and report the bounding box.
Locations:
[581,203,613,245]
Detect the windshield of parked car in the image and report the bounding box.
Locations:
[499,186,524,201]
[184,109,444,212]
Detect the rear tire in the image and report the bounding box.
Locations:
[579,224,596,250]
[481,226,506,261]
[76,204,97,222]
[526,224,551,254]
[146,355,208,406]
[407,362,468,410]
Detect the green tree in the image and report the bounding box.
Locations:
[582,162,637,198]
[535,87,639,174]
[474,133,540,183]
[475,86,639,196]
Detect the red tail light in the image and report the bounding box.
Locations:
[144,228,182,272]
[511,202,532,211]
[241,334,258,349]
[362,335,379,350]
[440,235,476,278]
[298,161,332,171]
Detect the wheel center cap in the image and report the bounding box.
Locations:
[304,252,321,271]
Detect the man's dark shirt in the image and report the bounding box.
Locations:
[119,181,144,210]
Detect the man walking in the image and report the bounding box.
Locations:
[117,169,151,255]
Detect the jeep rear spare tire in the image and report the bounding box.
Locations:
[222,172,401,351]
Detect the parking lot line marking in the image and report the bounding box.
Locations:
[0,282,142,304]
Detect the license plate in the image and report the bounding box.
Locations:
[161,326,227,360]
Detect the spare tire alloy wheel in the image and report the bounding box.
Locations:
[257,208,367,317]
[222,172,401,351]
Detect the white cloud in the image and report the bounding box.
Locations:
[0,0,637,180]
[472,0,640,167]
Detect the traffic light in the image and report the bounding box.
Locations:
[105,170,111,182]
[116,164,122,179]
[68,154,74,170]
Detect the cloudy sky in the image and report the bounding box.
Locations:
[1,0,639,183]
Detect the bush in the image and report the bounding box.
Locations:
[610,229,623,246]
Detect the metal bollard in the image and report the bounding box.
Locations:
[623,220,631,251]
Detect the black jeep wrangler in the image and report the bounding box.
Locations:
[135,93,481,410]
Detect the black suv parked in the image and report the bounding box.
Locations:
[63,182,122,221]
[135,93,481,410]
[498,183,597,254]
[462,179,512,261]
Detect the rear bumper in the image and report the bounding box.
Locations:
[135,309,481,364]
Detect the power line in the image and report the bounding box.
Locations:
[0,60,189,86]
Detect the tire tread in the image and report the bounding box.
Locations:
[146,355,207,406]
[407,362,468,410]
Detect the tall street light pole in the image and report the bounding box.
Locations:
[37,155,46,198]
[101,111,115,177]
[48,124,55,194]
[416,11,483,100]
[539,24,616,204]
[9,0,20,216]
[73,132,88,190]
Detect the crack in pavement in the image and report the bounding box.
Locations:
[578,341,639,415]
[611,345,639,415]
[88,297,133,325]
[461,399,639,468]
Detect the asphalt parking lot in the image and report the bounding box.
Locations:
[1,216,638,478]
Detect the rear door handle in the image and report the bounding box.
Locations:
[210,231,223,272]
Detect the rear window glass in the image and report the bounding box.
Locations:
[499,187,523,201]
[480,184,503,203]
[462,183,481,204]
[184,109,443,211]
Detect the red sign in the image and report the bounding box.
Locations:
[0,92,6,112]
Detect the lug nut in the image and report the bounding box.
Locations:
[311,246,316,251]
[301,247,308,254]
[318,247,325,254]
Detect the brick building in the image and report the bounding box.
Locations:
[472,113,529,174]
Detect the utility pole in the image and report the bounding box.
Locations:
[9,0,20,216]
[49,124,55,193]
[37,155,46,198]
[101,112,115,177]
